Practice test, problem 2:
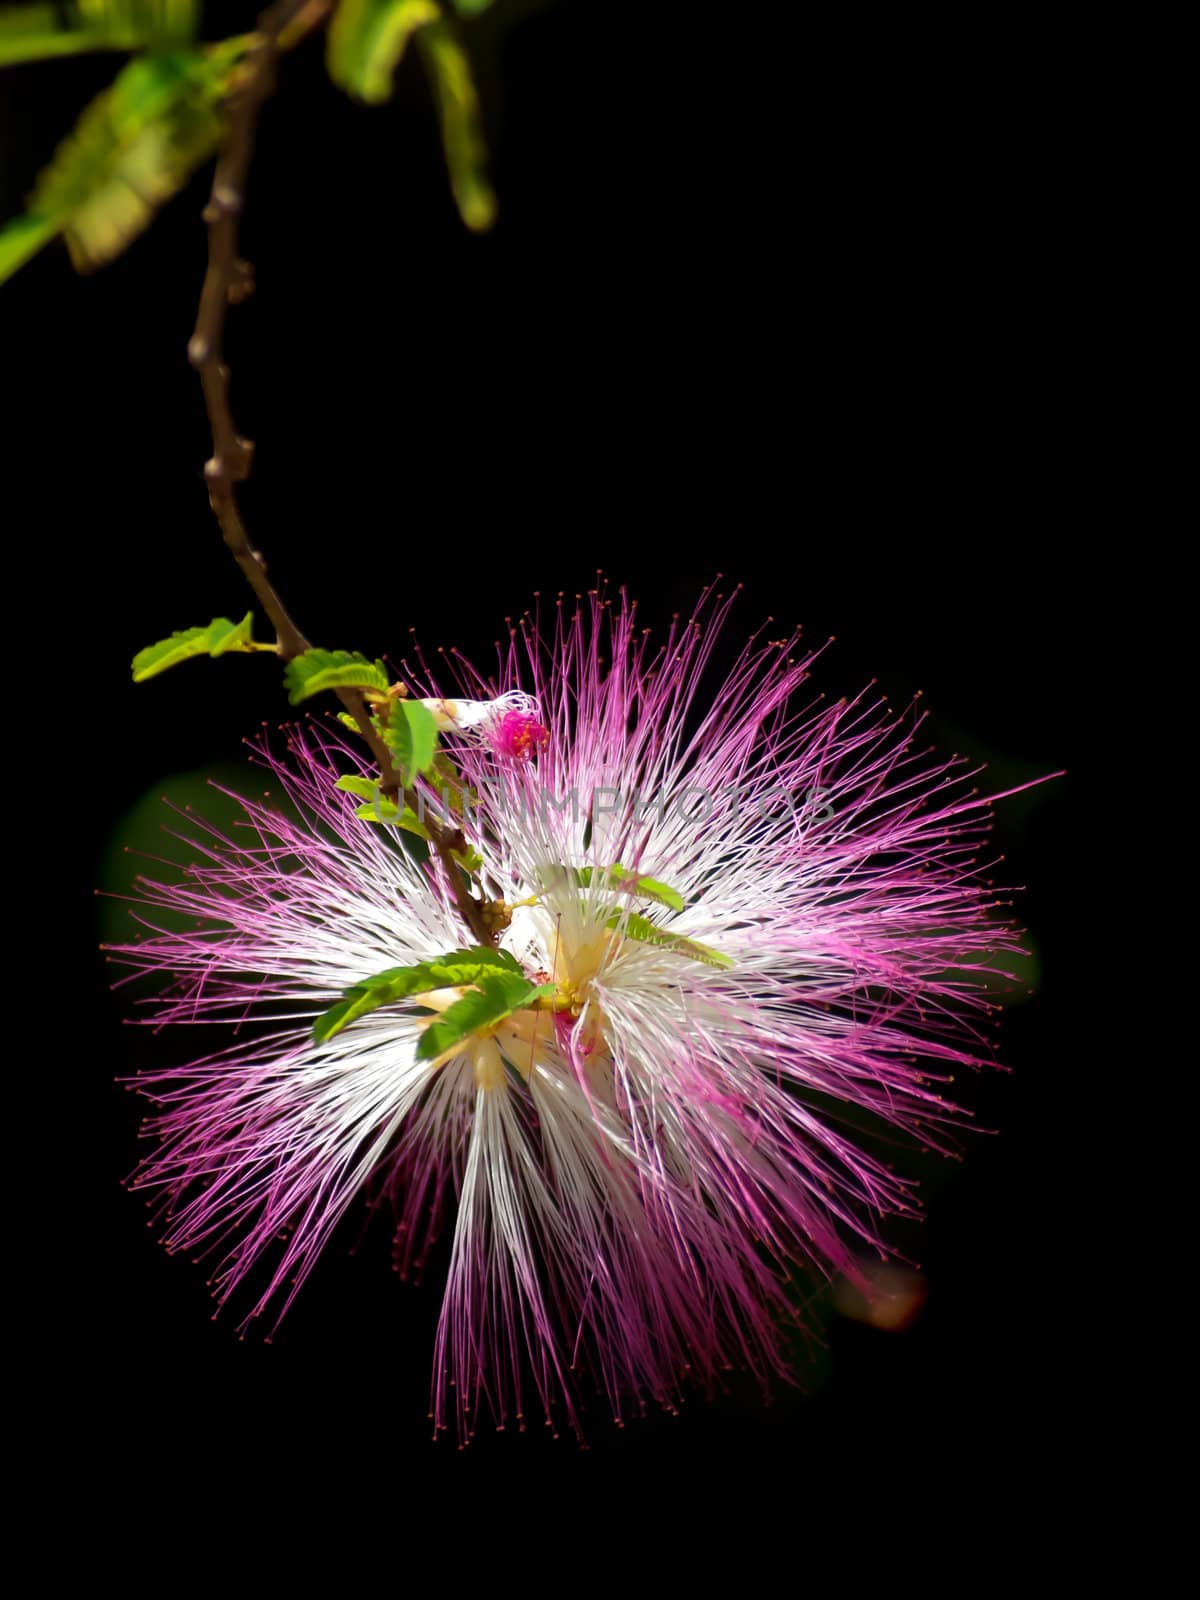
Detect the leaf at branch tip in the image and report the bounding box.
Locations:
[0,2,199,67]
[313,945,523,1042]
[131,612,264,681]
[326,0,440,104]
[605,911,735,969]
[284,649,390,705]
[417,20,497,231]
[416,971,555,1062]
[384,698,439,785]
[1,36,251,285]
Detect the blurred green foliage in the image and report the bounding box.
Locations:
[0,2,199,64]
[1,0,500,284]
[96,761,259,945]
[9,39,250,273]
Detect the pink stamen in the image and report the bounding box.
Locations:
[489,707,550,762]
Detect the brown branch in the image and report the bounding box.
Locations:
[188,0,317,661]
[188,0,496,947]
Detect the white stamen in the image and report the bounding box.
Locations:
[419,692,541,734]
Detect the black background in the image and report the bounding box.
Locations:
[4,2,1085,1511]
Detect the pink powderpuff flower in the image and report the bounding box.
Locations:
[112,583,1031,1442]
[419,690,550,762]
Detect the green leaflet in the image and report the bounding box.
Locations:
[131,612,267,680]
[284,649,390,705]
[334,774,382,801]
[384,698,438,785]
[450,842,484,875]
[604,911,735,970]
[2,39,250,285]
[335,774,481,872]
[431,752,462,785]
[621,874,685,912]
[356,799,420,827]
[326,0,440,104]
[313,946,523,1043]
[416,970,555,1062]
[0,215,60,283]
[337,775,431,836]
[417,20,496,231]
[325,3,495,232]
[355,798,429,836]
[431,751,476,808]
[133,627,212,681]
[565,864,686,912]
[0,2,198,66]
[206,613,258,656]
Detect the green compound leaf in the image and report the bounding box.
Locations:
[605,911,735,969]
[0,2,198,66]
[416,970,554,1062]
[314,945,523,1043]
[1,39,250,286]
[326,0,440,104]
[384,698,439,785]
[131,611,265,681]
[284,649,390,705]
[417,20,496,231]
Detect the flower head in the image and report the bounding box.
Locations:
[420,690,549,762]
[114,584,1024,1440]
